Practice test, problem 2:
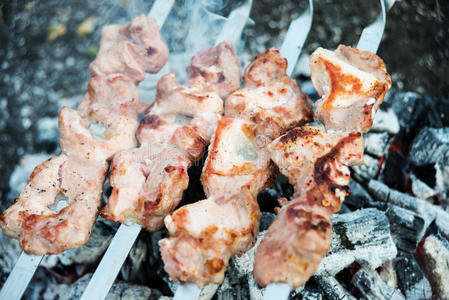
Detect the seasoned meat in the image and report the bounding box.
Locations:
[160,48,313,286]
[187,41,241,99]
[89,15,168,82]
[310,45,391,132]
[254,126,364,288]
[1,16,167,254]
[102,43,241,231]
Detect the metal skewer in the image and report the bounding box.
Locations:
[80,2,253,300]
[171,1,313,299]
[0,1,174,300]
[262,0,396,299]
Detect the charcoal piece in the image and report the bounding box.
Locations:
[410,173,438,200]
[120,238,147,282]
[317,208,397,276]
[41,218,118,268]
[312,275,356,300]
[393,256,432,300]
[409,127,449,166]
[43,273,162,300]
[385,91,422,129]
[351,268,405,300]
[300,290,323,300]
[436,152,449,192]
[259,212,276,232]
[435,214,449,241]
[351,154,379,182]
[378,260,398,290]
[385,204,426,254]
[367,180,439,227]
[363,132,390,158]
[345,180,383,210]
[371,109,400,134]
[421,234,449,299]
[379,151,409,191]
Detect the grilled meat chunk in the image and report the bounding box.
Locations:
[101,42,241,231]
[160,48,313,286]
[254,126,364,288]
[310,45,391,132]
[89,15,168,82]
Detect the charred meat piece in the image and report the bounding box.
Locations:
[101,42,241,231]
[310,45,391,132]
[254,126,364,288]
[89,15,168,82]
[160,48,313,286]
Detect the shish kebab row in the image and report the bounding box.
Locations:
[0,14,391,293]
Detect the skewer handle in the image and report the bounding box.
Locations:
[80,223,141,300]
[148,0,175,28]
[173,282,202,300]
[0,251,43,300]
[263,283,292,300]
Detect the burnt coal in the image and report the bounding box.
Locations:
[394,255,432,300]
[43,273,162,300]
[350,154,380,182]
[345,181,380,210]
[317,208,397,276]
[363,132,390,158]
[379,150,410,192]
[378,260,399,290]
[410,173,438,200]
[409,127,449,166]
[421,234,449,299]
[371,109,400,135]
[312,275,356,300]
[385,204,426,254]
[351,268,405,300]
[120,238,147,282]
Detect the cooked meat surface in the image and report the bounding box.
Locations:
[101,42,241,231]
[1,15,167,254]
[310,45,391,132]
[89,14,168,82]
[254,126,363,288]
[160,48,313,286]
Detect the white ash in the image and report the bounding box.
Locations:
[120,238,147,282]
[350,154,380,182]
[378,260,399,290]
[363,132,390,158]
[317,208,397,276]
[409,127,449,166]
[351,268,405,300]
[41,218,118,268]
[371,108,400,134]
[421,234,449,299]
[410,173,438,200]
[0,232,22,283]
[312,275,356,300]
[43,273,162,300]
[393,255,432,300]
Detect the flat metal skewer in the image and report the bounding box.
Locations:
[262,1,395,299]
[81,2,252,299]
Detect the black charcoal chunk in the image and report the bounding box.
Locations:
[317,208,397,276]
[371,109,400,134]
[409,127,449,166]
[300,290,323,300]
[41,218,118,268]
[410,173,438,200]
[436,152,449,193]
[43,273,162,300]
[385,91,422,129]
[367,180,439,227]
[421,234,449,299]
[312,275,356,300]
[351,154,379,182]
[120,238,147,282]
[393,256,432,300]
[364,132,390,158]
[345,180,384,210]
[385,204,426,254]
[352,268,405,300]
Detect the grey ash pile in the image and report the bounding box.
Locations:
[1,0,449,299]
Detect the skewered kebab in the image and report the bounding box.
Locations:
[159,48,313,286]
[0,15,168,255]
[101,41,240,231]
[254,46,392,289]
